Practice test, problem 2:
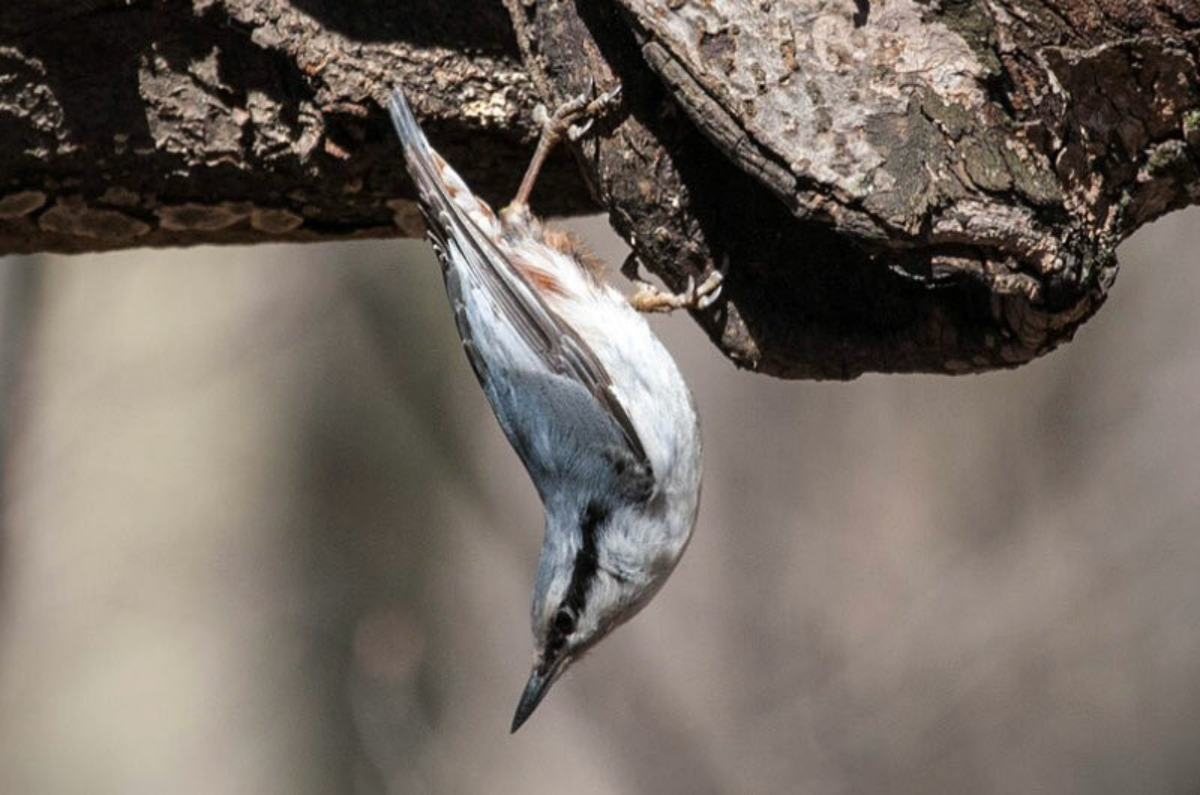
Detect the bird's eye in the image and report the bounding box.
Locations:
[553,609,576,635]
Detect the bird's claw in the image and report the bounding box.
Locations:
[547,80,623,141]
[567,118,595,142]
[630,269,724,314]
[511,82,622,211]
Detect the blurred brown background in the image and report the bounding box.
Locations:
[0,208,1197,795]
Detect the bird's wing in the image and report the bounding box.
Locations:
[387,88,650,472]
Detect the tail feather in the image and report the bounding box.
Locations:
[386,87,426,161]
[387,85,552,369]
[388,88,488,227]
[387,88,440,197]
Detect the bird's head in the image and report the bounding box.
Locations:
[510,497,688,732]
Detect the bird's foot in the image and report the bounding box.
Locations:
[630,269,724,314]
[532,79,623,143]
[511,80,622,211]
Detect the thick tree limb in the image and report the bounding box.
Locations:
[2,0,1198,378]
[0,0,595,251]
[504,0,1200,377]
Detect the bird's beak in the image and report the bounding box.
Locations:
[510,655,568,733]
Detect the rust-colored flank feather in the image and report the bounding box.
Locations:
[541,226,608,278]
[430,152,457,198]
[512,256,567,297]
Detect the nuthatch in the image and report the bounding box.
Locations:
[388,84,719,732]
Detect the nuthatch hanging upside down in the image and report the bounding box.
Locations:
[388,84,720,732]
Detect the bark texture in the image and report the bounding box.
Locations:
[0,0,595,251]
[3,0,1199,377]
[505,0,1200,376]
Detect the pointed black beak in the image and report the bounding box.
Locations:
[510,657,566,733]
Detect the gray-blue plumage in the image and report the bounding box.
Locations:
[388,90,650,490]
[388,86,701,732]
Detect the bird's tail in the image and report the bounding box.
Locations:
[387,88,492,231]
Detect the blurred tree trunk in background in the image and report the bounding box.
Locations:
[0,244,474,794]
[1,211,1200,794]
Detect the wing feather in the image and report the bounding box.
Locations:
[387,88,650,471]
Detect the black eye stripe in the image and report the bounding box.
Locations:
[553,501,607,638]
[580,502,605,537]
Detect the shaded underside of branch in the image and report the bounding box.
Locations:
[2,0,1199,378]
[503,0,1200,377]
[0,0,595,254]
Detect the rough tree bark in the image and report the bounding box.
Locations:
[0,1,596,248]
[2,0,1198,378]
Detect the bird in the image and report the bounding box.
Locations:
[387,83,720,732]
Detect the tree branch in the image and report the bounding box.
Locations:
[504,0,1200,377]
[0,0,596,252]
[3,0,1198,378]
